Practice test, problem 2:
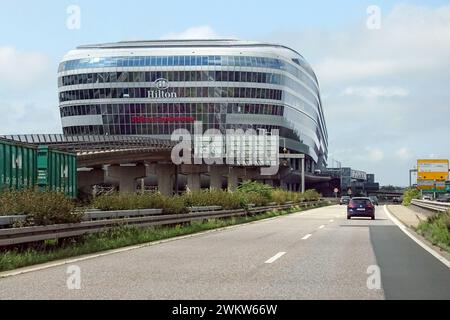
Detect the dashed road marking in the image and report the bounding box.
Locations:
[318,225,325,229]
[265,252,286,264]
[302,234,312,240]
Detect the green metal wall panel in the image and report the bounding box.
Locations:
[1,140,76,198]
[0,139,37,190]
[44,147,77,198]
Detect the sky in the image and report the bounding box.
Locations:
[1,0,449,186]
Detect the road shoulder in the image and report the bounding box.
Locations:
[385,205,450,267]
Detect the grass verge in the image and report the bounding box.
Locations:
[0,203,328,273]
[416,213,450,252]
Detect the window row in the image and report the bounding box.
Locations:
[59,71,283,87]
[59,55,283,70]
[59,87,283,102]
[63,123,281,136]
[60,103,284,117]
[58,55,318,90]
[59,70,320,107]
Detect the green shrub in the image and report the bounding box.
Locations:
[302,189,321,201]
[90,185,323,213]
[0,189,81,225]
[0,189,21,215]
[402,188,420,206]
[92,192,188,215]
[240,191,269,206]
[92,193,140,210]
[237,180,273,199]
[163,195,187,214]
[271,189,291,204]
[182,189,243,210]
[417,213,450,251]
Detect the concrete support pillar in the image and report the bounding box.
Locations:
[155,164,176,196]
[208,165,229,190]
[187,173,201,192]
[227,167,246,191]
[77,167,105,193]
[209,170,223,190]
[180,165,208,192]
[107,164,146,193]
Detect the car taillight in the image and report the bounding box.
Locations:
[367,203,374,208]
[348,202,356,209]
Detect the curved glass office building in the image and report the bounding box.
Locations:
[58,40,328,169]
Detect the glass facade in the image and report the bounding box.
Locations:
[58,41,328,167]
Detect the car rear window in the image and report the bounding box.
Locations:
[351,199,371,205]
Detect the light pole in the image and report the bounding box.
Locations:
[433,179,436,200]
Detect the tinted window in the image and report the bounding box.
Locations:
[351,199,371,205]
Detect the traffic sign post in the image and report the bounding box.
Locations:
[334,188,339,198]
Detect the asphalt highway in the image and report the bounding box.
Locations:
[0,205,449,299]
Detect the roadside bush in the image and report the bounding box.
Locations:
[240,191,269,206]
[92,193,151,211]
[417,213,450,251]
[270,189,296,204]
[0,189,81,225]
[92,192,188,215]
[237,180,273,199]
[302,189,321,201]
[90,185,323,213]
[182,189,243,210]
[402,188,420,206]
[163,195,187,215]
[0,189,22,215]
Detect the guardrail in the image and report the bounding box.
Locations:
[411,199,450,213]
[0,206,226,228]
[0,200,327,246]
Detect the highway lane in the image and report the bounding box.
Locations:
[0,205,449,299]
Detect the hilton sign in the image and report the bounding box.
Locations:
[148,78,177,99]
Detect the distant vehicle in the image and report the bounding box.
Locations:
[369,196,379,206]
[392,196,402,204]
[436,195,450,203]
[340,196,351,205]
[347,197,375,220]
[422,195,433,201]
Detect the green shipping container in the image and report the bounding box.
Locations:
[37,146,77,198]
[0,138,37,190]
[0,139,77,198]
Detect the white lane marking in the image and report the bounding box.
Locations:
[302,234,312,240]
[329,219,334,222]
[318,225,325,229]
[0,210,302,279]
[265,252,286,264]
[383,205,450,269]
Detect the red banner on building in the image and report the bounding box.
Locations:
[131,116,195,123]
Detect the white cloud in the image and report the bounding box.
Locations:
[0,46,52,93]
[367,147,385,162]
[268,4,450,185]
[343,86,409,99]
[162,25,222,40]
[396,147,413,160]
[316,59,397,82]
[0,46,57,134]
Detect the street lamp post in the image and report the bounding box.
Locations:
[433,179,436,200]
